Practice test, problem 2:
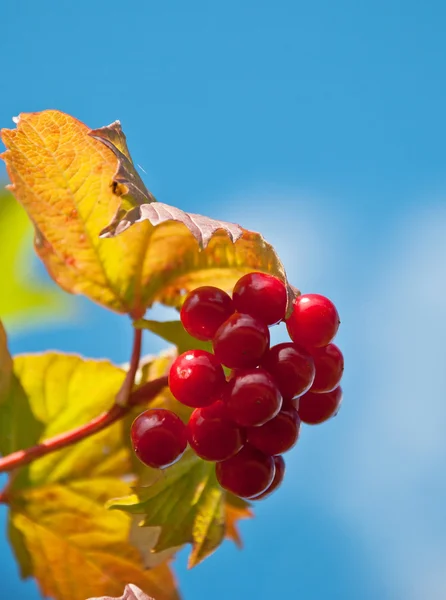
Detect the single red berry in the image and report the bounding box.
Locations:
[169,349,226,408]
[216,445,276,498]
[298,386,343,424]
[252,455,286,500]
[225,368,282,427]
[131,408,188,469]
[232,272,287,325]
[187,400,245,461]
[180,286,234,341]
[286,293,340,349]
[310,343,344,392]
[247,402,301,455]
[261,342,315,399]
[213,313,270,369]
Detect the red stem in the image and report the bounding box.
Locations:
[115,327,143,406]
[0,327,168,491]
[0,376,168,478]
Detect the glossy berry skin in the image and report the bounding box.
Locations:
[247,402,301,455]
[232,272,287,325]
[286,293,340,349]
[131,409,188,469]
[310,343,344,392]
[180,286,234,341]
[298,386,343,425]
[169,350,226,408]
[213,313,270,369]
[225,368,283,427]
[253,456,286,500]
[187,400,245,461]
[216,445,276,499]
[262,342,315,399]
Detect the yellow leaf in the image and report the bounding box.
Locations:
[1,111,297,317]
[9,483,179,600]
[2,351,179,600]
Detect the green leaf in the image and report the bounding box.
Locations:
[134,319,212,355]
[0,324,43,457]
[0,321,13,402]
[2,351,179,600]
[0,188,72,329]
[109,452,252,568]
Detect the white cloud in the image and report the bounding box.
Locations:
[334,203,446,600]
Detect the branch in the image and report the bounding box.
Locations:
[115,327,143,406]
[0,375,168,478]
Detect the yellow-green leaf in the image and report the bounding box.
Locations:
[1,110,297,318]
[2,351,179,600]
[0,325,43,457]
[0,320,13,402]
[0,188,71,328]
[109,452,252,568]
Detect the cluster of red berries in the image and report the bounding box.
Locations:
[131,272,344,500]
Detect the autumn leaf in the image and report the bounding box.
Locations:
[109,451,252,568]
[1,110,296,318]
[87,583,155,600]
[0,350,179,600]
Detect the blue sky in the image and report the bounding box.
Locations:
[1,1,446,599]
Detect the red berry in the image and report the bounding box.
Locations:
[262,342,315,399]
[310,343,344,392]
[216,445,276,498]
[187,400,245,461]
[225,368,282,427]
[180,286,234,341]
[213,313,270,369]
[232,272,287,325]
[169,350,226,408]
[131,408,187,469]
[298,386,343,424]
[286,293,340,349]
[252,456,286,500]
[247,402,301,455]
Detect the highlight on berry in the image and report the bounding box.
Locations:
[130,271,344,501]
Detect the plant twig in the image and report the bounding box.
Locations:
[0,375,168,479]
[115,327,143,407]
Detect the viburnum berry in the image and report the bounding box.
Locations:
[298,386,343,424]
[169,350,226,408]
[310,343,344,392]
[213,313,270,369]
[180,286,234,341]
[225,367,282,427]
[286,293,340,349]
[262,342,315,399]
[131,408,187,469]
[247,402,301,455]
[187,400,245,461]
[252,455,286,500]
[216,445,276,498]
[232,272,287,325]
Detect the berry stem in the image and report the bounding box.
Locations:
[0,375,168,477]
[115,327,143,407]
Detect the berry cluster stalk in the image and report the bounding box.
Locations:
[0,329,167,486]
